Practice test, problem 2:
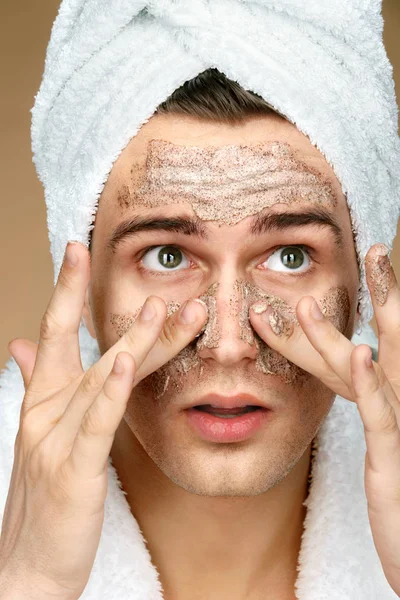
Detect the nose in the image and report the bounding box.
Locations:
[196,275,259,366]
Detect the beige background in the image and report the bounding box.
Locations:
[0,0,399,370]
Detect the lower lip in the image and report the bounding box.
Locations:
[185,408,271,443]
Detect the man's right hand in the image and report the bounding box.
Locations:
[0,241,207,600]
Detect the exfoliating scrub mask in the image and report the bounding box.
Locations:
[110,283,350,398]
[365,243,395,306]
[117,139,338,224]
[108,138,351,397]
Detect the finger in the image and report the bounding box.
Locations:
[8,338,38,389]
[132,297,208,383]
[365,244,400,387]
[47,296,207,451]
[91,296,208,384]
[351,345,400,484]
[65,351,137,479]
[28,241,89,398]
[250,300,352,399]
[294,295,357,391]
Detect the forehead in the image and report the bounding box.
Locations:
[103,113,345,204]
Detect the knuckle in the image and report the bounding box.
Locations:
[375,364,387,388]
[377,403,397,433]
[366,355,387,388]
[80,365,105,396]
[57,263,76,291]
[124,326,138,348]
[40,310,65,341]
[81,404,106,437]
[329,323,342,346]
[158,318,177,348]
[19,406,42,440]
[50,463,75,505]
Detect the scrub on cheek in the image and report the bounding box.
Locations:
[365,243,395,306]
[110,301,181,338]
[109,285,218,398]
[234,280,299,345]
[233,282,351,384]
[250,285,351,340]
[109,282,351,396]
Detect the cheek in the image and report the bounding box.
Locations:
[88,264,148,353]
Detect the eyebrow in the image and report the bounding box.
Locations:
[106,207,344,253]
[107,216,208,253]
[250,207,344,247]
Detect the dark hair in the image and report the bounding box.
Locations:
[88,68,285,252]
[154,67,286,123]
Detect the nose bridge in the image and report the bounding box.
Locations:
[196,271,258,364]
[218,273,244,336]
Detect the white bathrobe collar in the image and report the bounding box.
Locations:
[0,323,398,599]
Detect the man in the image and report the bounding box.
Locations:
[1,2,400,600]
[86,100,360,598]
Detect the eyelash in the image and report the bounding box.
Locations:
[137,244,319,278]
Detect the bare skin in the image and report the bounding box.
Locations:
[82,113,360,599]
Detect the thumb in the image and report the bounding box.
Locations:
[8,338,38,389]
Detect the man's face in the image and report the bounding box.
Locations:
[84,113,360,496]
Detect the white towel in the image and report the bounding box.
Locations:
[30,0,400,328]
[1,324,398,598]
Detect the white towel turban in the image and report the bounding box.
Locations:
[31,0,400,329]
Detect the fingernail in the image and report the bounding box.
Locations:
[251,302,270,319]
[113,356,124,374]
[180,300,198,324]
[365,350,373,369]
[375,243,389,258]
[140,298,156,322]
[65,242,79,267]
[310,299,324,320]
[192,299,208,336]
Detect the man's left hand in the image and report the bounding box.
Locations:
[250,243,400,596]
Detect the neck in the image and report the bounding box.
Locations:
[110,419,312,599]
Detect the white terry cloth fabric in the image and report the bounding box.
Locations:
[30,0,400,328]
[0,324,399,599]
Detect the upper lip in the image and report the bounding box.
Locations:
[185,393,270,410]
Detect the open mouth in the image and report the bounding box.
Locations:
[192,405,263,418]
[186,404,270,443]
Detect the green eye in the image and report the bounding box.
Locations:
[157,246,183,269]
[142,245,189,272]
[280,247,305,269]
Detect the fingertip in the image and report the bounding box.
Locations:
[111,351,136,379]
[149,295,168,317]
[119,350,136,372]
[249,302,270,320]
[8,338,20,355]
[8,338,30,362]
[112,354,125,375]
[296,295,315,315]
[351,343,371,371]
